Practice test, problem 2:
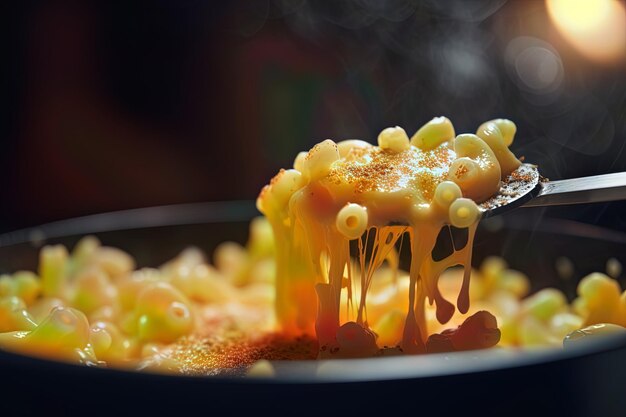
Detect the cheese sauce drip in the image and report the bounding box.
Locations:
[257,118,521,356]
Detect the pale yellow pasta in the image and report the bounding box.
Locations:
[71,235,101,271]
[518,315,561,346]
[302,139,340,181]
[92,247,135,278]
[0,271,41,307]
[270,169,305,206]
[0,296,37,332]
[549,312,584,339]
[521,288,567,322]
[433,180,463,208]
[90,320,137,363]
[572,296,588,318]
[345,266,407,329]
[134,282,193,343]
[171,263,234,303]
[89,324,113,358]
[0,275,13,297]
[577,272,622,325]
[0,306,96,364]
[448,134,501,201]
[167,263,197,297]
[448,198,479,228]
[161,247,205,274]
[140,342,165,358]
[134,282,188,317]
[89,305,116,323]
[606,257,623,279]
[410,116,455,150]
[117,269,160,311]
[12,271,40,306]
[40,245,69,298]
[137,354,183,374]
[378,126,410,152]
[478,118,517,147]
[496,269,530,298]
[28,297,65,323]
[239,281,275,307]
[555,256,575,280]
[247,216,275,259]
[335,203,368,240]
[247,258,275,284]
[293,151,307,172]
[213,241,248,284]
[475,121,521,178]
[336,139,372,157]
[481,256,508,285]
[246,359,276,378]
[33,307,91,347]
[0,234,280,370]
[371,310,405,347]
[72,267,117,314]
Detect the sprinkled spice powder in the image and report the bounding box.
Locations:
[325,146,455,197]
[170,333,318,376]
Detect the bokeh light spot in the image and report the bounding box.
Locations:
[546,0,626,63]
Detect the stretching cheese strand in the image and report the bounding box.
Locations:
[257,117,520,355]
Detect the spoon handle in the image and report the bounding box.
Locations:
[524,172,626,207]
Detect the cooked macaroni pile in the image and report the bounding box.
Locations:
[0,218,279,373]
[0,223,624,373]
[1,116,625,374]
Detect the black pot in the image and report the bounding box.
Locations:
[1,202,625,417]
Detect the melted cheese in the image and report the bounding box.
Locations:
[257,118,520,356]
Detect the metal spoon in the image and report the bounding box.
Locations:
[480,164,626,218]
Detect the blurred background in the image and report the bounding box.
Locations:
[4,0,626,233]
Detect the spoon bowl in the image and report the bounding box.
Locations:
[480,163,542,218]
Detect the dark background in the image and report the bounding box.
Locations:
[4,0,626,233]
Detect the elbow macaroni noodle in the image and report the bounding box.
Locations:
[336,203,369,240]
[0,117,625,374]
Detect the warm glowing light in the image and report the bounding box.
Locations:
[546,0,626,63]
